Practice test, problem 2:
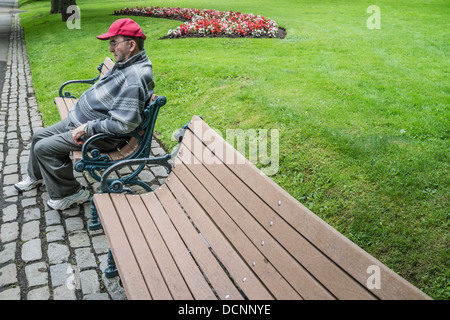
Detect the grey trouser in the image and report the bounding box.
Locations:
[28,117,119,200]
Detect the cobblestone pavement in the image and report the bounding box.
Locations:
[0,15,169,300]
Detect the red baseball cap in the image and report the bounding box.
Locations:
[97,18,146,40]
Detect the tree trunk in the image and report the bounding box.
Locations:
[50,0,61,14]
[61,0,77,22]
[50,0,77,22]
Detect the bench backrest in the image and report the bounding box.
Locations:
[100,57,115,78]
[55,57,165,164]
[110,94,166,161]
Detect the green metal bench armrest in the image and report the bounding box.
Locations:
[75,130,143,169]
[98,155,173,194]
[98,121,189,194]
[58,62,104,99]
[75,95,167,165]
[74,95,167,185]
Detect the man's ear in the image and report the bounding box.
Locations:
[129,39,137,52]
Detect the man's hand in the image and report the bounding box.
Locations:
[72,124,87,146]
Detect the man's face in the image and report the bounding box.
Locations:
[109,35,132,63]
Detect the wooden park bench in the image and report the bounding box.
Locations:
[91,115,431,300]
[54,57,167,192]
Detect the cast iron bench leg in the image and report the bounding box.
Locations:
[105,249,119,278]
[88,197,102,231]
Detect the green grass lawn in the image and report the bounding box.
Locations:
[18,0,448,299]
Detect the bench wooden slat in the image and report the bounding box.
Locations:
[181,127,375,300]
[110,194,173,299]
[139,192,217,300]
[124,194,194,300]
[100,57,114,77]
[165,172,274,300]
[186,115,430,300]
[170,160,301,299]
[54,96,77,120]
[108,137,140,161]
[93,194,152,300]
[55,96,85,162]
[177,134,334,300]
[153,185,245,300]
[65,96,77,109]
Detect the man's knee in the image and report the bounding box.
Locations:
[34,137,67,158]
[31,127,47,145]
[34,139,53,158]
[34,133,78,159]
[32,125,62,146]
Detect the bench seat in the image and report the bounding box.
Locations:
[54,96,141,163]
[93,115,430,300]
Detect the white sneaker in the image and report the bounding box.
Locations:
[14,176,44,191]
[47,188,90,211]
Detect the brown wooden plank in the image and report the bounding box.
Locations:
[182,125,375,300]
[54,97,77,120]
[100,65,109,77]
[73,151,82,163]
[153,184,244,300]
[64,97,77,110]
[54,97,66,119]
[73,150,111,163]
[165,173,274,300]
[100,57,115,78]
[105,57,115,69]
[105,56,115,66]
[125,194,194,300]
[140,192,217,300]
[110,193,173,299]
[177,144,333,300]
[107,150,123,161]
[171,158,301,300]
[108,137,139,161]
[186,115,431,300]
[54,97,81,162]
[93,194,151,300]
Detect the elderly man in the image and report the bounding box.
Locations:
[15,18,155,210]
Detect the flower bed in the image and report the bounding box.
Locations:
[114,6,286,39]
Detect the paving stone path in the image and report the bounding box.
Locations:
[0,14,169,300]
